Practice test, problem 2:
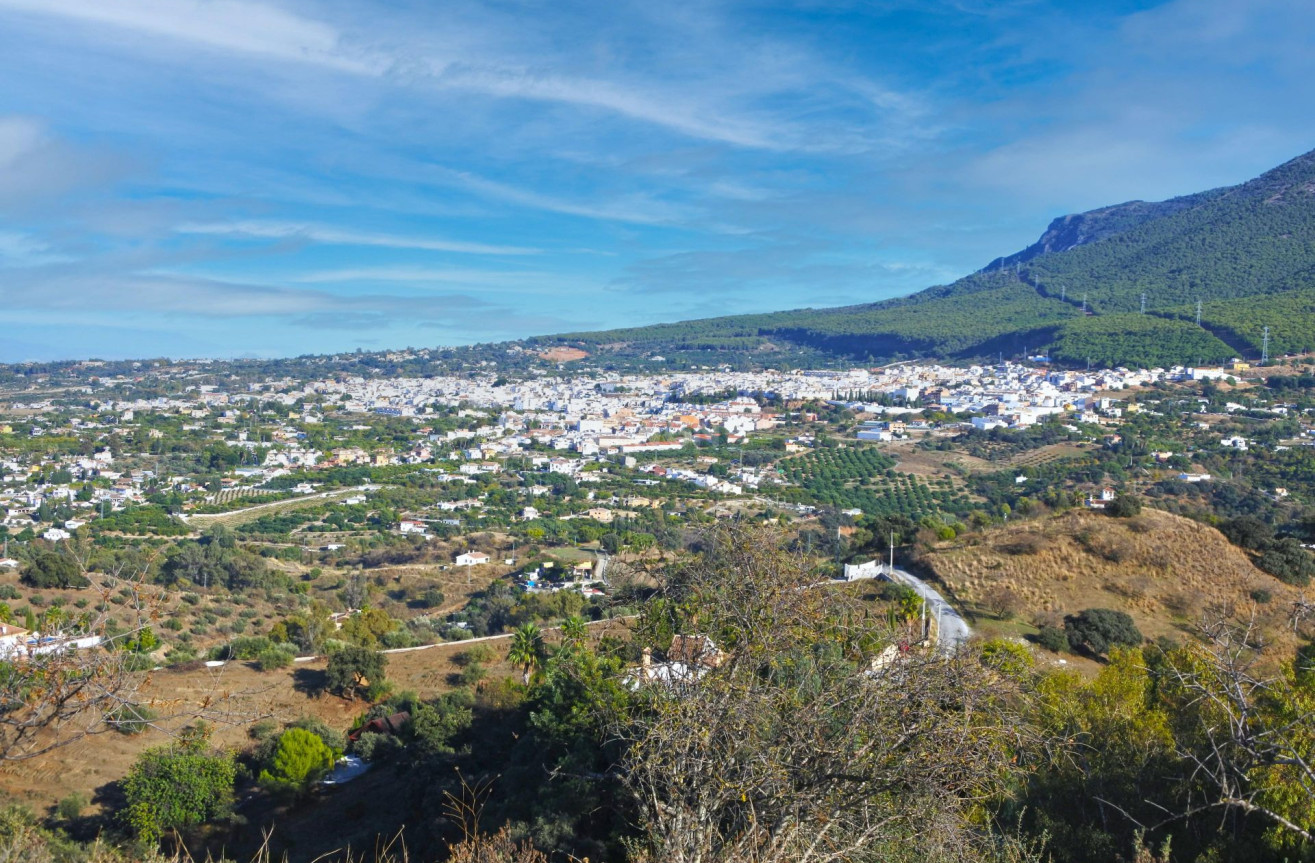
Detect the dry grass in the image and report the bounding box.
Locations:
[0,614,635,816]
[921,508,1302,646]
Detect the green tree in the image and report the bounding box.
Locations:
[20,551,89,589]
[1064,608,1144,657]
[121,738,236,842]
[1108,493,1143,518]
[339,607,397,648]
[258,727,337,797]
[326,645,386,699]
[560,615,589,649]
[410,691,475,757]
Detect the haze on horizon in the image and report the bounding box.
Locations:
[1,0,1314,362]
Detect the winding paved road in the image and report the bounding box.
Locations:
[838,564,972,654]
[884,567,972,654]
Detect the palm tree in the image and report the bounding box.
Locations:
[508,622,544,685]
[560,615,588,649]
[898,592,925,624]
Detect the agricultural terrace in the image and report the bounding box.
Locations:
[777,445,970,518]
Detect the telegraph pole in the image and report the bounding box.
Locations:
[1262,326,1270,364]
[1196,299,1203,327]
[1140,292,1147,314]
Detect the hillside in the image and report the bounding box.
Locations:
[530,147,1315,368]
[917,508,1299,645]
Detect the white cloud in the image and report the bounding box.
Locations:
[175,220,538,255]
[425,166,699,226]
[0,0,920,152]
[292,265,562,292]
[430,64,782,150]
[0,0,376,73]
[0,115,43,168]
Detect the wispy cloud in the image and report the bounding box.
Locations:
[0,0,922,153]
[0,115,42,167]
[0,0,376,72]
[425,166,700,226]
[0,229,71,266]
[175,220,538,255]
[2,0,1314,359]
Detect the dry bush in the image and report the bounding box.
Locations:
[1125,517,1156,534]
[617,524,1036,863]
[998,534,1047,556]
[445,828,549,863]
[1101,538,1134,563]
[1143,547,1174,570]
[1103,575,1152,601]
[1031,610,1065,630]
[982,585,1023,619]
[1161,590,1200,617]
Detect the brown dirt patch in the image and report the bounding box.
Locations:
[0,619,633,815]
[537,347,588,362]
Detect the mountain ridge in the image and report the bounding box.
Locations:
[528,146,1315,368]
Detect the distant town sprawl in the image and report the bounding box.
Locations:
[0,357,1281,547]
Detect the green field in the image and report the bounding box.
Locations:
[776,446,969,518]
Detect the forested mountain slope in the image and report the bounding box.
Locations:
[531,147,1315,368]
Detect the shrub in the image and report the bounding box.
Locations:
[458,662,488,688]
[1036,626,1069,653]
[1256,537,1315,587]
[351,730,402,762]
[256,646,295,672]
[287,716,346,752]
[166,646,198,666]
[248,719,278,740]
[56,792,88,821]
[108,703,159,735]
[1000,535,1045,556]
[1219,516,1274,550]
[122,741,236,842]
[1064,608,1143,657]
[458,644,496,666]
[209,635,275,661]
[1251,587,1273,604]
[979,639,1033,676]
[1107,493,1143,518]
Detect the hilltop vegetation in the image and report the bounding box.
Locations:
[1155,287,1315,356]
[1048,313,1236,367]
[532,147,1315,369]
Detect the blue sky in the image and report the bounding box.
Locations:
[1,0,1314,361]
